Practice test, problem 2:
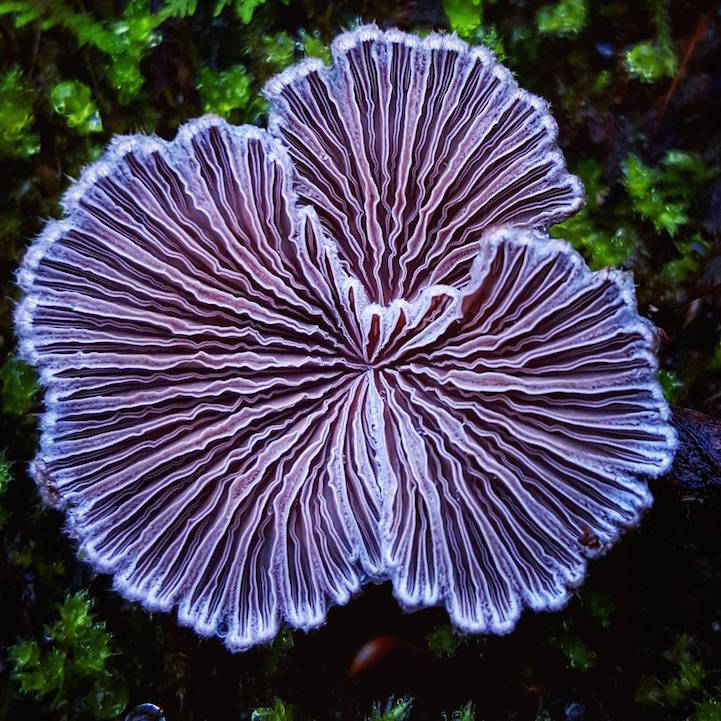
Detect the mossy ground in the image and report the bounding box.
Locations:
[0,1,720,719]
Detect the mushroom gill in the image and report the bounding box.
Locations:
[14,28,676,652]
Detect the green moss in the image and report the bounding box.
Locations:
[427,624,463,657]
[451,701,475,721]
[10,592,128,720]
[477,26,506,60]
[694,699,721,721]
[368,697,413,721]
[251,699,294,721]
[623,152,711,236]
[442,0,504,58]
[658,369,685,403]
[261,32,296,71]
[552,158,636,269]
[554,215,636,268]
[635,635,709,710]
[197,65,252,119]
[0,355,37,416]
[664,635,706,705]
[0,68,39,159]
[536,0,586,37]
[624,0,677,82]
[215,0,269,24]
[661,234,711,284]
[443,0,483,40]
[51,81,103,134]
[0,0,198,104]
[625,41,677,83]
[300,29,330,63]
[551,621,596,672]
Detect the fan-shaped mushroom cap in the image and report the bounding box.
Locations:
[264,24,584,303]
[16,118,388,649]
[15,30,675,652]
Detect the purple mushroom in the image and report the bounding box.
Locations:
[14,26,676,652]
[265,24,585,302]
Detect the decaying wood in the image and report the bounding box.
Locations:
[669,406,721,490]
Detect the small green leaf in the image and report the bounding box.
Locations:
[240,0,268,23]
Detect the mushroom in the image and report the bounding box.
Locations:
[264,24,585,303]
[14,28,676,652]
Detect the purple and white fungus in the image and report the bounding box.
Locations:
[14,25,677,651]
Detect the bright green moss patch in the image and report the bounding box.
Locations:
[216,0,266,23]
[300,29,330,63]
[0,0,199,105]
[214,0,289,24]
[552,158,636,269]
[443,0,483,40]
[536,0,586,37]
[624,0,677,82]
[625,40,677,82]
[261,31,296,71]
[442,0,505,58]
[10,592,128,720]
[623,152,711,237]
[51,81,103,134]
[197,65,252,119]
